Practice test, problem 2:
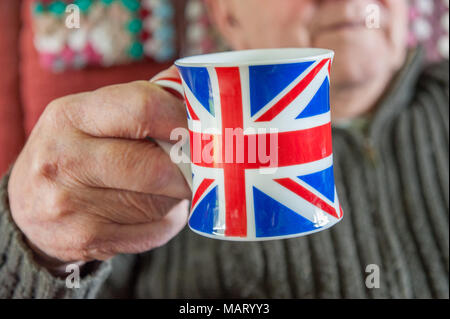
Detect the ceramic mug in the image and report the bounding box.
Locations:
[154,48,343,241]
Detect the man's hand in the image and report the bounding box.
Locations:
[8,67,191,268]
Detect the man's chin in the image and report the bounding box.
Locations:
[316,41,390,89]
[313,28,389,69]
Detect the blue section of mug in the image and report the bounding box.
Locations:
[189,186,219,234]
[296,78,330,118]
[253,187,320,237]
[178,66,214,115]
[249,61,314,116]
[298,165,335,202]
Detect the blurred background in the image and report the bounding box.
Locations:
[0,0,448,176]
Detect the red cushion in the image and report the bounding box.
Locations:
[0,0,24,175]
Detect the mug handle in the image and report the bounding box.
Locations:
[150,77,193,191]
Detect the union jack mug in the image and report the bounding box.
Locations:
[154,48,343,241]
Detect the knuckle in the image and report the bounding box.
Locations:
[43,99,61,120]
[31,140,76,185]
[52,189,73,212]
[44,97,73,126]
[135,84,152,116]
[74,225,100,253]
[43,189,75,220]
[134,90,154,134]
[35,158,60,181]
[77,246,112,262]
[78,247,94,262]
[134,82,159,134]
[110,82,152,119]
[92,242,116,260]
[32,145,78,184]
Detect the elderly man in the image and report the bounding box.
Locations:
[0,0,448,298]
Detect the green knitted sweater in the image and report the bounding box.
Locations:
[0,49,448,298]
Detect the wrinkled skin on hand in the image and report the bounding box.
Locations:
[8,67,191,271]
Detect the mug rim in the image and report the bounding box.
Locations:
[175,48,334,68]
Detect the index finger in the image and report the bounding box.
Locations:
[58,69,186,142]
